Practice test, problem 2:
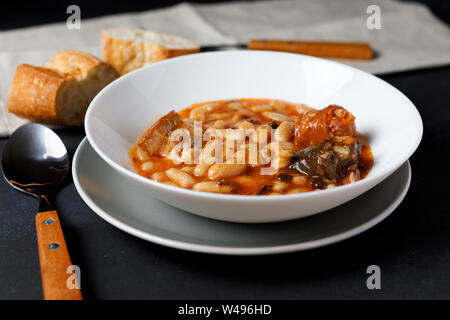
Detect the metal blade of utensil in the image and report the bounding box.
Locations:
[201,44,247,51]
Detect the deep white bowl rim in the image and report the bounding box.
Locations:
[85,50,423,202]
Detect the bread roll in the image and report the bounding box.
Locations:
[8,50,118,126]
[101,27,200,75]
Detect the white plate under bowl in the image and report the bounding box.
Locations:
[73,138,411,255]
[85,50,422,223]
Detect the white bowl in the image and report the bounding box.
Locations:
[85,51,422,223]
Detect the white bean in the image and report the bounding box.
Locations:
[227,101,243,110]
[287,187,310,194]
[262,111,292,122]
[194,163,212,177]
[205,113,232,121]
[163,181,178,187]
[189,102,220,120]
[207,163,247,179]
[235,121,255,131]
[212,120,226,129]
[180,166,195,174]
[268,141,294,158]
[294,103,313,114]
[165,168,195,188]
[231,114,243,123]
[200,140,221,165]
[204,128,226,141]
[274,121,294,142]
[193,181,233,193]
[250,125,271,145]
[141,161,154,172]
[273,181,289,192]
[277,156,291,169]
[250,104,274,112]
[279,149,294,158]
[279,141,294,151]
[151,172,167,182]
[235,175,253,185]
[293,175,307,185]
[136,147,150,161]
[270,152,291,169]
[270,100,288,113]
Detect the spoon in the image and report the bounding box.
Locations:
[2,123,82,300]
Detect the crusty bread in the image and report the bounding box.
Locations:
[101,27,201,75]
[8,50,118,126]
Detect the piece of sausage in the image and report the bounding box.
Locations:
[294,105,356,150]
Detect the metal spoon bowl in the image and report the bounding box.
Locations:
[2,123,82,300]
[2,124,69,205]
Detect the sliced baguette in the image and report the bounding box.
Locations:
[8,50,118,126]
[101,27,201,75]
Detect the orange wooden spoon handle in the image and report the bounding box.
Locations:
[35,210,83,300]
[248,39,373,60]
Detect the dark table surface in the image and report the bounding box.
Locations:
[1,1,450,300]
[1,65,449,300]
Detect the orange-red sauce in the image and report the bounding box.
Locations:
[130,99,373,195]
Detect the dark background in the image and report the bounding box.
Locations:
[0,0,449,300]
[1,0,450,30]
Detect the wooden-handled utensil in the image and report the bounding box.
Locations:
[201,39,373,60]
[2,123,82,300]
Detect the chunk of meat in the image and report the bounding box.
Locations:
[294,105,356,150]
[289,139,361,187]
[291,105,361,187]
[137,111,182,156]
